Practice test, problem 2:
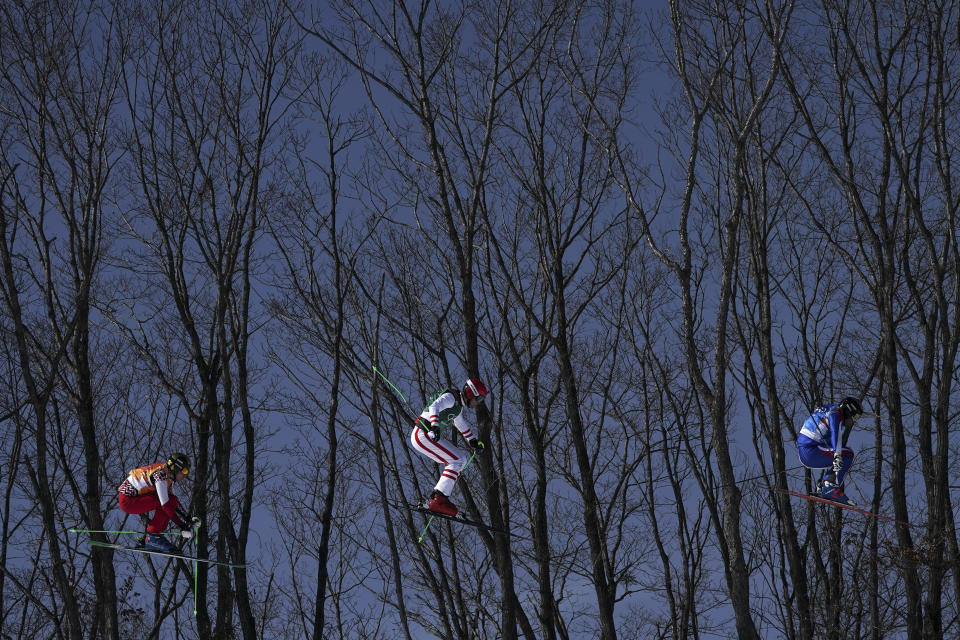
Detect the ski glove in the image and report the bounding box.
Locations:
[190,516,202,528]
[469,439,485,451]
[180,528,194,540]
[832,453,843,473]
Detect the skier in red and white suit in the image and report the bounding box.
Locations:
[117,453,194,552]
[409,379,488,516]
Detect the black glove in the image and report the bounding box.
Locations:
[469,439,485,451]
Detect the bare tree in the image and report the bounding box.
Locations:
[114,1,299,636]
[593,0,792,636]
[0,1,130,637]
[299,1,565,637]
[780,1,960,637]
[264,52,386,639]
[477,3,655,637]
[5,1,960,638]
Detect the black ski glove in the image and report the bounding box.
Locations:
[469,439,485,451]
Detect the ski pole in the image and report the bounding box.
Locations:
[416,517,434,543]
[192,521,199,617]
[372,365,439,541]
[373,365,432,541]
[373,366,408,404]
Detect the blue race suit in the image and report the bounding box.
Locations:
[797,404,854,485]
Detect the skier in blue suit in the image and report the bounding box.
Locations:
[797,397,863,504]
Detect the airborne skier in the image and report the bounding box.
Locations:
[797,397,863,504]
[117,453,197,552]
[409,378,488,516]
